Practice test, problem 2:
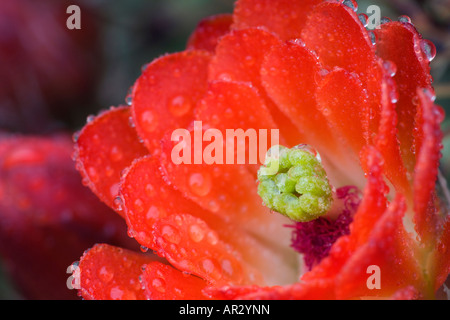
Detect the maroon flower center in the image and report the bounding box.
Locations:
[286,186,362,270]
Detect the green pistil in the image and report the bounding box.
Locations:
[257,145,333,222]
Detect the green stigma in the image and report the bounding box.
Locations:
[257,144,333,222]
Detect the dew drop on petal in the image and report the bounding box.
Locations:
[140,245,149,252]
[88,166,99,183]
[128,116,135,128]
[86,114,95,123]
[110,286,124,300]
[293,144,322,163]
[368,31,376,45]
[98,266,114,283]
[141,63,149,72]
[189,172,212,197]
[380,17,392,24]
[134,198,144,213]
[398,15,412,23]
[422,88,436,102]
[390,88,399,104]
[206,231,219,245]
[140,110,158,132]
[110,145,123,162]
[383,60,397,77]
[113,196,123,211]
[161,225,181,244]
[152,278,166,293]
[342,0,358,12]
[358,13,368,27]
[168,95,192,117]
[420,39,437,62]
[72,131,80,143]
[189,224,205,243]
[125,93,133,106]
[201,258,220,277]
[221,259,233,277]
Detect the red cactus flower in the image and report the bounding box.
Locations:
[73,0,449,300]
[0,134,136,299]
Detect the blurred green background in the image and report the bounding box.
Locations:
[0,0,449,299]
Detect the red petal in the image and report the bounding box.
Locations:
[316,68,368,154]
[74,106,147,213]
[301,2,383,135]
[187,14,233,52]
[301,2,375,75]
[375,70,410,195]
[132,50,211,154]
[434,216,450,291]
[141,261,210,300]
[413,89,443,243]
[208,28,301,147]
[151,214,261,286]
[261,40,338,154]
[336,194,423,299]
[120,155,220,248]
[374,22,434,172]
[78,244,154,300]
[0,134,132,299]
[194,80,281,174]
[232,0,323,41]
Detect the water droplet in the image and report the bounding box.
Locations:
[140,110,158,132]
[140,245,149,253]
[422,88,436,102]
[146,205,161,220]
[72,131,80,143]
[206,231,219,245]
[420,39,436,62]
[189,172,212,197]
[125,87,133,106]
[398,15,411,23]
[221,259,234,277]
[368,31,376,45]
[98,266,114,283]
[86,114,95,123]
[383,60,397,77]
[200,258,220,278]
[189,224,205,242]
[168,95,191,117]
[342,0,358,12]
[208,200,220,213]
[141,63,149,72]
[390,88,399,104]
[244,55,255,66]
[293,144,322,163]
[380,17,392,24]
[128,116,135,128]
[358,13,368,27]
[134,198,144,213]
[218,73,232,81]
[110,286,124,300]
[113,196,123,211]
[110,145,123,162]
[161,225,181,244]
[152,278,166,293]
[88,166,99,183]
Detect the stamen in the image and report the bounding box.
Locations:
[287,186,362,270]
[257,144,333,222]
